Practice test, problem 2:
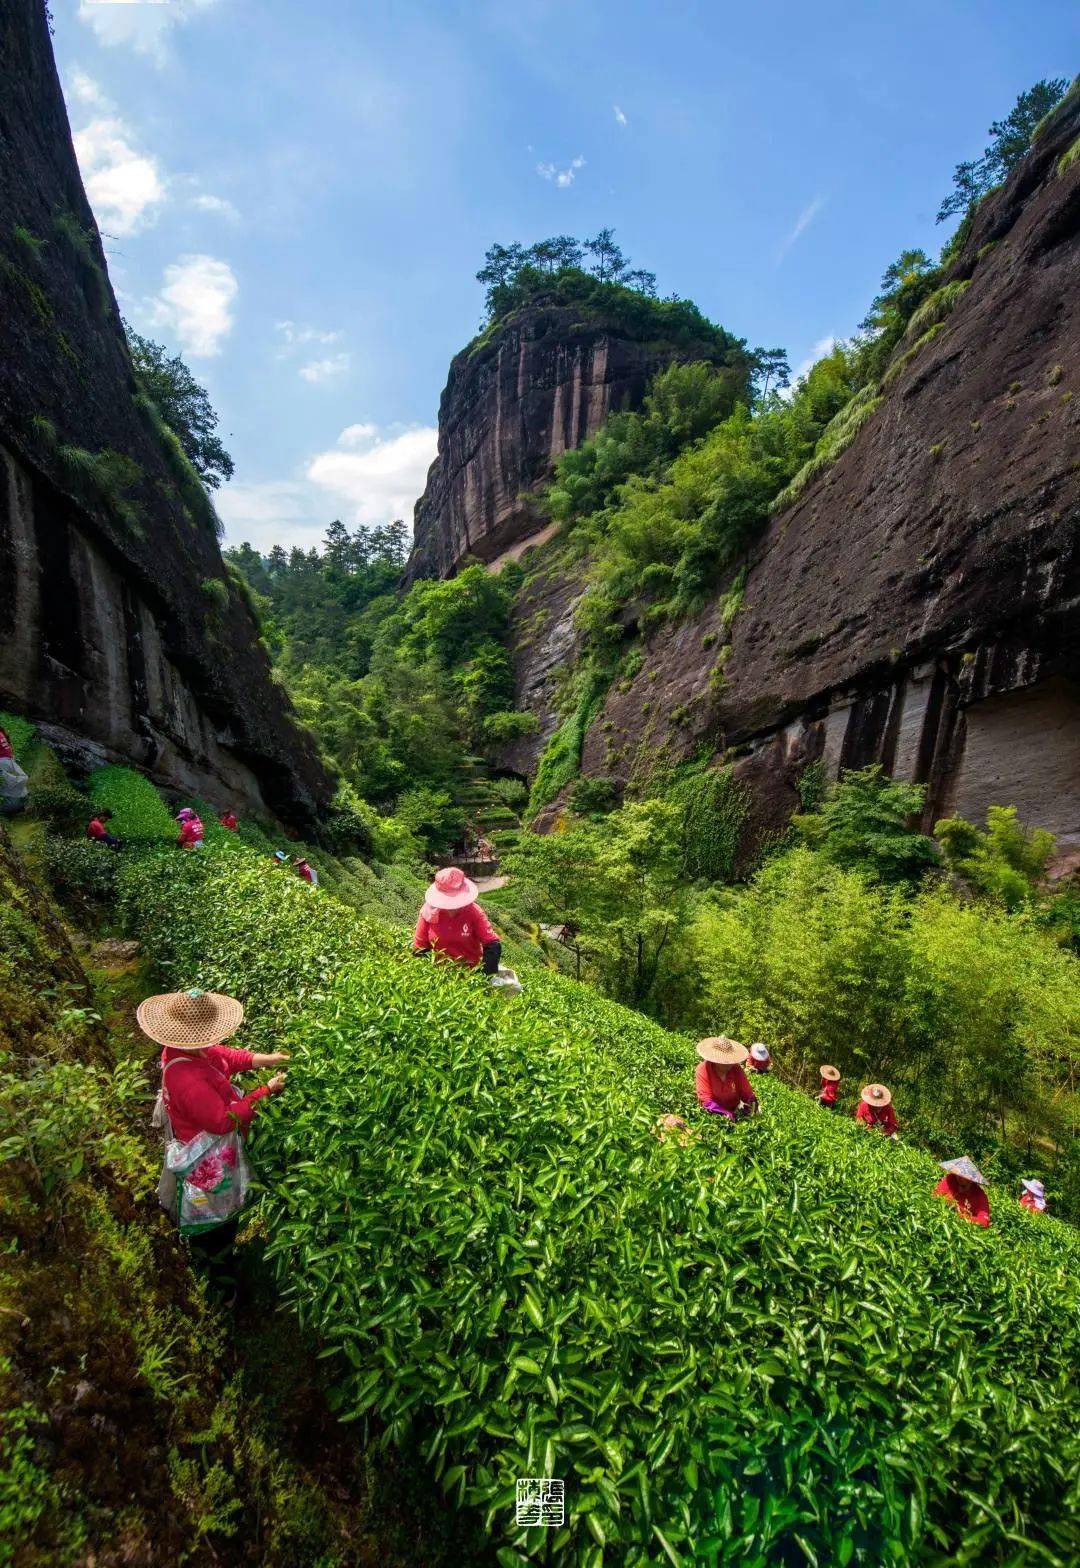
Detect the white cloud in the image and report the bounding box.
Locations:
[777,195,825,262]
[299,352,351,384]
[789,335,839,391]
[307,423,437,527]
[191,192,239,222]
[72,114,165,235]
[613,104,628,127]
[69,69,111,110]
[216,479,321,553]
[537,154,585,189]
[78,0,218,64]
[148,254,237,356]
[276,320,343,349]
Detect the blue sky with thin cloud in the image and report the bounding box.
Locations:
[56,0,1079,551]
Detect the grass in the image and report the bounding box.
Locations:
[55,443,145,535]
[131,392,223,538]
[769,385,884,515]
[528,664,613,816]
[901,280,970,344]
[1058,133,1080,178]
[50,208,111,318]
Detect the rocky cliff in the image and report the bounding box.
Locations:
[406,301,743,581]
[0,1,332,828]
[499,88,1080,854]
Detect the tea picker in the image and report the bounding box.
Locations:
[413,866,503,973]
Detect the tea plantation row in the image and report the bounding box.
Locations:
[120,846,1080,1567]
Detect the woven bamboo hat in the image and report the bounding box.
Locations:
[696,1036,748,1066]
[941,1156,985,1185]
[861,1082,892,1107]
[820,1064,841,1082]
[136,987,244,1048]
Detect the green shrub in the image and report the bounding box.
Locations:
[937,805,1055,909]
[200,577,230,613]
[792,765,939,885]
[43,836,119,904]
[529,666,612,815]
[0,712,37,762]
[568,775,618,815]
[482,710,540,746]
[88,766,176,844]
[118,844,1080,1566]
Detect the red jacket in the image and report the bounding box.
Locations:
[87,817,108,841]
[695,1061,757,1115]
[855,1100,897,1136]
[177,817,204,848]
[1019,1192,1047,1213]
[219,813,239,831]
[819,1080,839,1105]
[0,729,12,760]
[413,901,498,967]
[161,1045,269,1143]
[934,1174,990,1227]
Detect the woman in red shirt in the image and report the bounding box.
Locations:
[818,1064,841,1109]
[1019,1178,1047,1214]
[694,1037,759,1121]
[413,866,502,973]
[175,808,205,849]
[138,988,288,1271]
[855,1083,898,1137]
[934,1157,990,1227]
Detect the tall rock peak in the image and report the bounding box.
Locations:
[406,297,738,582]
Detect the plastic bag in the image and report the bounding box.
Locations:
[162,1129,251,1235]
[489,965,523,996]
[0,756,28,814]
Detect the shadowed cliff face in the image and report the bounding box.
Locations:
[498,90,1080,854]
[0,1,332,828]
[406,302,735,582]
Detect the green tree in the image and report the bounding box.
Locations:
[936,804,1055,910]
[792,765,940,885]
[124,324,234,489]
[937,78,1068,223]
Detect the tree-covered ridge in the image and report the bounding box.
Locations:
[937,76,1069,222]
[471,229,758,362]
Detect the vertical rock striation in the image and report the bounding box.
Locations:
[0,0,332,828]
[406,301,738,582]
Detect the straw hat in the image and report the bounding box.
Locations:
[861,1083,892,1107]
[425,866,478,911]
[820,1064,841,1082]
[941,1156,985,1185]
[136,987,244,1048]
[749,1043,771,1063]
[175,808,196,822]
[696,1036,748,1066]
[1021,1178,1045,1198]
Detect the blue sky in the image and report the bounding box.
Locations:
[54,0,1078,553]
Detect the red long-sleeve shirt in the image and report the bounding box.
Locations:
[87,817,108,841]
[819,1080,839,1105]
[695,1061,757,1115]
[1019,1192,1047,1214]
[161,1045,269,1142]
[934,1174,990,1227]
[413,902,498,967]
[0,730,13,760]
[177,817,204,848]
[855,1100,898,1136]
[219,813,239,832]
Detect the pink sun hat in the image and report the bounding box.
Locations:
[425,865,479,911]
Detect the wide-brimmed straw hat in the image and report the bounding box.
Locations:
[426,866,478,911]
[941,1156,985,1185]
[696,1036,748,1066]
[861,1082,892,1107]
[750,1043,771,1063]
[1021,1178,1046,1198]
[175,808,196,821]
[136,987,244,1048]
[820,1064,841,1082]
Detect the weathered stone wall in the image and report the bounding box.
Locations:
[0,1,332,828]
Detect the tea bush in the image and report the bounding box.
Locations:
[121,842,1080,1567]
[88,765,176,844]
